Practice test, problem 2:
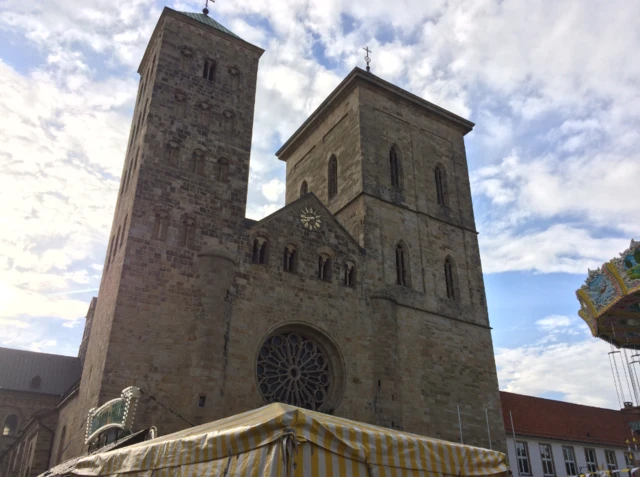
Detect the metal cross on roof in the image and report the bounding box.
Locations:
[203,0,214,15]
[363,46,372,72]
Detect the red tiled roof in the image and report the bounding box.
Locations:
[500,391,640,448]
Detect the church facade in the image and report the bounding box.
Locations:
[1,7,505,474]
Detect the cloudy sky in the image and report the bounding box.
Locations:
[0,0,637,409]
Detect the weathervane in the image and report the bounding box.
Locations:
[363,46,372,72]
[203,0,213,15]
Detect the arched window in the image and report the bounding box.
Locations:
[222,110,234,134]
[57,426,67,464]
[203,59,216,81]
[217,158,229,182]
[2,414,18,436]
[444,255,458,300]
[344,261,356,286]
[317,254,332,281]
[435,164,447,206]
[153,210,169,241]
[107,235,115,265]
[115,225,122,253]
[396,242,409,286]
[390,145,401,188]
[165,141,179,167]
[328,155,338,199]
[300,181,308,197]
[252,237,269,264]
[132,149,140,176]
[181,217,196,248]
[193,150,205,175]
[283,244,297,272]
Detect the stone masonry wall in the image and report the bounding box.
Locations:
[0,391,59,452]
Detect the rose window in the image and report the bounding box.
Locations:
[257,332,331,410]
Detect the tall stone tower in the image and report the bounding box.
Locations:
[69,7,264,453]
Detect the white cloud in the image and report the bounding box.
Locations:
[28,339,58,353]
[261,178,286,203]
[536,315,574,331]
[496,338,617,408]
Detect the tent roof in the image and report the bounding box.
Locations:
[73,403,507,477]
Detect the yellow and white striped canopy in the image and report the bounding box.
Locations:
[73,403,507,477]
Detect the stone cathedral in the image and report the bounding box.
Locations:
[0,7,506,473]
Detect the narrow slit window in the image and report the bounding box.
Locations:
[300,181,308,197]
[390,145,401,188]
[444,256,457,300]
[396,243,408,286]
[435,164,447,206]
[203,60,216,82]
[328,155,338,199]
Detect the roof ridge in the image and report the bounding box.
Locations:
[500,391,621,412]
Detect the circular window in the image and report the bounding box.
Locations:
[256,328,342,411]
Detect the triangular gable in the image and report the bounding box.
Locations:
[247,193,364,253]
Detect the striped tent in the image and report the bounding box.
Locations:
[72,403,508,477]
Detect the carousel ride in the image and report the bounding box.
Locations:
[577,239,640,406]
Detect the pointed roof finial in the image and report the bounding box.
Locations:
[203,0,213,15]
[363,46,372,72]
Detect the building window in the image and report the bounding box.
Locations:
[389,144,401,188]
[107,235,115,265]
[153,210,169,241]
[2,414,18,436]
[283,245,297,272]
[256,328,334,411]
[444,255,457,300]
[343,261,356,286]
[515,441,531,475]
[300,181,308,197]
[217,158,229,182]
[625,452,635,468]
[193,149,205,175]
[181,217,196,248]
[585,448,598,472]
[203,59,216,81]
[396,242,409,287]
[252,238,269,264]
[165,141,179,167]
[317,254,332,281]
[328,155,338,199]
[562,446,577,476]
[30,376,41,389]
[435,164,447,206]
[605,450,618,471]
[539,444,555,476]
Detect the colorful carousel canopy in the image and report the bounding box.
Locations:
[577,240,640,349]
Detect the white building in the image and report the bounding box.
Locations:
[502,392,639,477]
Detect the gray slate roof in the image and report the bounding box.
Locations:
[177,11,241,39]
[0,347,81,396]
